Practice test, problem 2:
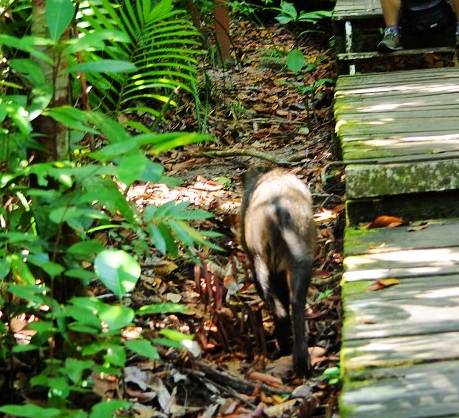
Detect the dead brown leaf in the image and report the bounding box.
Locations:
[368,278,401,291]
[369,215,406,228]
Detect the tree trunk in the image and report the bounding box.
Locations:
[214,0,232,65]
[31,0,69,161]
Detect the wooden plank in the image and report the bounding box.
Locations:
[344,219,459,256]
[343,284,459,339]
[335,81,459,98]
[343,334,459,367]
[344,274,459,301]
[342,139,459,159]
[345,158,459,198]
[337,67,459,89]
[338,108,459,119]
[344,247,459,279]
[338,118,459,136]
[337,47,455,62]
[344,264,459,282]
[342,360,459,418]
[335,92,459,112]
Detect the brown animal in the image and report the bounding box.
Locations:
[241,167,316,377]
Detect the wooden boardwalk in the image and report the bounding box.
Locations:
[335,66,459,221]
[332,0,455,70]
[333,3,459,415]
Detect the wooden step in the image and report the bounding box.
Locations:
[337,46,456,62]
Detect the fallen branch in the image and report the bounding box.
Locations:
[193,360,291,396]
[188,149,288,165]
[188,148,311,167]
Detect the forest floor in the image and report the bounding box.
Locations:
[120,17,342,418]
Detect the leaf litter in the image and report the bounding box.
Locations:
[104,17,342,418]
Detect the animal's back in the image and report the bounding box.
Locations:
[243,169,315,271]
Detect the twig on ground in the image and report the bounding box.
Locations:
[194,360,290,396]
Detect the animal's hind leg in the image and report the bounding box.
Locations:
[291,259,313,378]
[270,271,291,356]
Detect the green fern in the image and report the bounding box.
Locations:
[79,0,201,119]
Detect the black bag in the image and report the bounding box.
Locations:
[402,0,454,34]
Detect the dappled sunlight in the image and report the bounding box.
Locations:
[344,266,446,281]
[339,82,459,97]
[345,247,459,270]
[344,247,459,282]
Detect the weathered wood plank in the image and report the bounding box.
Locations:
[344,219,459,256]
[337,47,455,63]
[335,82,459,99]
[343,333,459,368]
[337,116,459,136]
[338,108,459,119]
[346,158,459,198]
[342,360,459,418]
[342,139,459,159]
[344,247,459,279]
[343,287,459,339]
[344,274,459,301]
[337,67,459,89]
[335,93,459,113]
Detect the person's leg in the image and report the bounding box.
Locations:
[380,0,401,26]
[378,0,403,51]
[451,0,459,43]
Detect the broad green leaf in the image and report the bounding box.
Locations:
[9,59,46,87]
[138,303,187,315]
[287,49,305,73]
[10,254,35,285]
[28,321,56,333]
[94,250,141,298]
[281,1,297,18]
[140,161,164,182]
[82,178,136,223]
[46,106,99,134]
[90,400,130,418]
[0,35,53,64]
[0,404,60,418]
[160,328,193,341]
[148,223,167,254]
[68,240,105,257]
[49,376,70,399]
[99,304,134,331]
[158,224,178,258]
[125,339,160,360]
[117,152,147,186]
[68,60,137,74]
[65,358,94,384]
[8,284,47,305]
[46,0,76,41]
[104,344,126,367]
[12,344,39,353]
[65,30,130,54]
[65,268,95,285]
[0,258,11,279]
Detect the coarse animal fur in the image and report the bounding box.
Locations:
[241,167,316,377]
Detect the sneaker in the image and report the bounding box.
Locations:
[377,27,403,52]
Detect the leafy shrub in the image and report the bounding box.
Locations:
[0,0,213,415]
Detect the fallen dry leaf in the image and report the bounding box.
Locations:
[369,215,406,228]
[247,371,285,389]
[264,399,299,417]
[368,278,401,291]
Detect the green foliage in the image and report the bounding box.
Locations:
[275,2,332,25]
[287,49,305,73]
[0,0,214,414]
[78,0,202,119]
[321,366,340,385]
